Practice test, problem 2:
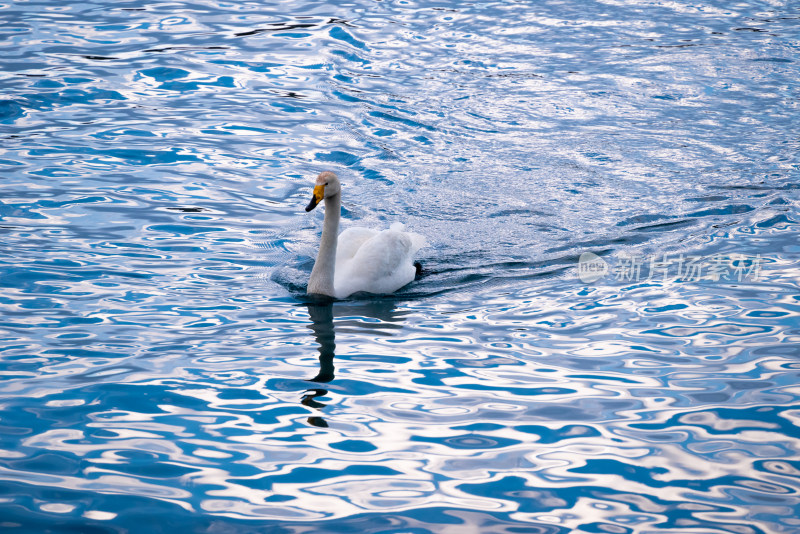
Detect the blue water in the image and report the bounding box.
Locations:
[1,0,799,532]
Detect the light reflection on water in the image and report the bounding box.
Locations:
[1,0,800,532]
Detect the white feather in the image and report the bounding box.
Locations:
[306,173,426,298]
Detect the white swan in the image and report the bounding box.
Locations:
[305,171,426,298]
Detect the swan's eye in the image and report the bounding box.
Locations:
[324,182,329,186]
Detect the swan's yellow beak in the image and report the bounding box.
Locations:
[305,185,325,212]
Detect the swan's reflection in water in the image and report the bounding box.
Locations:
[302,298,407,427]
[302,302,335,427]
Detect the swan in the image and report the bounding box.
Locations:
[305,171,426,298]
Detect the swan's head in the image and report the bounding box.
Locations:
[305,171,340,212]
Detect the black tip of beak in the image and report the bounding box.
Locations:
[305,196,319,212]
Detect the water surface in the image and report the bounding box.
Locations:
[1,0,799,532]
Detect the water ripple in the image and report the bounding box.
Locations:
[1,0,800,532]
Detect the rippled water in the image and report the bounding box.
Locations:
[2,0,800,532]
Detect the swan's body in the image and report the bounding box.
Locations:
[305,172,425,298]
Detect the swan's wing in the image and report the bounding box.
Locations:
[389,222,427,254]
[335,229,418,296]
[336,226,378,263]
[406,231,426,255]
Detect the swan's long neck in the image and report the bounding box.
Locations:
[308,193,340,297]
